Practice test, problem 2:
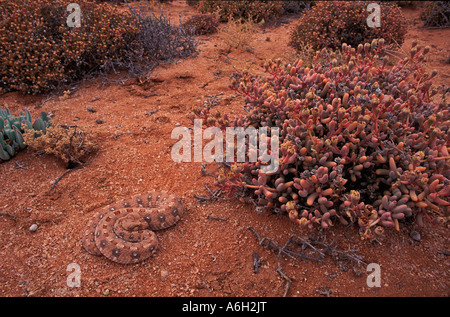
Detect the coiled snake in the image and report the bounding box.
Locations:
[82,191,184,264]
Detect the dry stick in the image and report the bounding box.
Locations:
[39,95,53,106]
[276,262,292,297]
[316,284,332,297]
[113,131,134,140]
[194,184,230,203]
[281,235,327,263]
[249,227,326,263]
[289,235,367,275]
[248,227,294,297]
[201,163,215,177]
[51,161,92,189]
[205,183,230,200]
[248,227,367,296]
[253,252,264,274]
[313,237,367,268]
[14,161,27,170]
[145,109,158,116]
[0,212,16,221]
[248,227,282,255]
[207,215,227,221]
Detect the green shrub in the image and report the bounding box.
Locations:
[289,1,407,51]
[0,107,51,162]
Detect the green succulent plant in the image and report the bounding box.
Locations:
[0,107,51,162]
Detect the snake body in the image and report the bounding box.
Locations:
[82,191,184,264]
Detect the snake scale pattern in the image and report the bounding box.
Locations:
[82,191,185,264]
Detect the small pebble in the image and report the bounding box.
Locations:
[160,269,169,282]
[410,230,421,241]
[175,122,181,127]
[96,118,103,124]
[87,106,97,113]
[29,224,38,232]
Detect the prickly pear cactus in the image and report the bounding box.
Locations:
[0,107,51,162]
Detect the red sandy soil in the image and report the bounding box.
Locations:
[0,1,448,297]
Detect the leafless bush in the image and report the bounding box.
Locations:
[106,1,199,79]
[421,1,450,28]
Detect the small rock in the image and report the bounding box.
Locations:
[175,122,181,127]
[87,106,97,113]
[160,269,169,282]
[145,109,158,117]
[410,230,421,241]
[29,224,38,232]
[96,118,104,124]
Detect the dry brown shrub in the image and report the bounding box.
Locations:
[23,124,98,168]
[219,16,258,52]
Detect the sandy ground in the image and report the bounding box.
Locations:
[0,1,448,297]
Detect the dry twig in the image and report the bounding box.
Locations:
[248,227,367,297]
[51,161,92,189]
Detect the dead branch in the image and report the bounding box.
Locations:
[194,184,231,203]
[0,212,16,222]
[247,227,367,296]
[253,252,264,274]
[51,161,92,190]
[207,215,227,221]
[276,262,292,297]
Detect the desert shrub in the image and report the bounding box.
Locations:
[186,0,199,7]
[191,0,313,16]
[380,0,418,7]
[393,1,417,7]
[23,124,98,168]
[95,0,128,3]
[289,1,407,51]
[189,39,449,239]
[95,0,174,2]
[183,14,220,35]
[196,0,284,23]
[219,16,257,52]
[281,0,314,14]
[421,1,450,28]
[0,0,135,94]
[0,0,198,94]
[115,2,198,79]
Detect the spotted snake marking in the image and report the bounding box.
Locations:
[82,191,184,264]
